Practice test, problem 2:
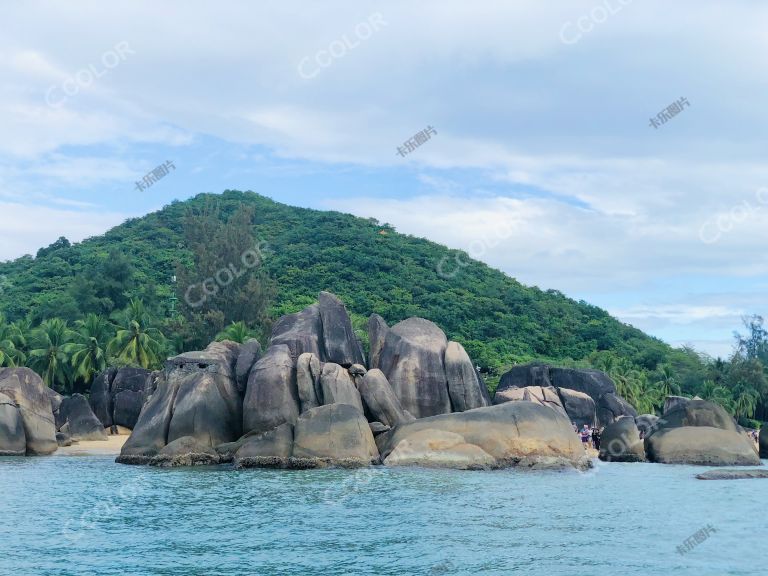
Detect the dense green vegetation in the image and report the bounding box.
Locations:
[0,190,765,425]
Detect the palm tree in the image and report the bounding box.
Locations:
[654,364,681,398]
[215,321,255,344]
[28,318,72,392]
[0,314,21,367]
[64,313,113,386]
[108,299,165,368]
[734,389,759,420]
[9,318,32,361]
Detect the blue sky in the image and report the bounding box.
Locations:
[1,0,767,357]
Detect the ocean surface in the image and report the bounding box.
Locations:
[1,454,765,576]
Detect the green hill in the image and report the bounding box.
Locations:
[0,190,710,399]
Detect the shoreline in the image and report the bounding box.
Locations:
[54,434,128,456]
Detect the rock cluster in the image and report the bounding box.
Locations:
[117,292,582,470]
[0,368,58,455]
[494,363,637,427]
[90,367,154,430]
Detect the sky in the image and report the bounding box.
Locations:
[1,0,767,358]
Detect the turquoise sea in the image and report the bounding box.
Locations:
[1,455,765,575]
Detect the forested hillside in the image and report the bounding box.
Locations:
[0,190,765,423]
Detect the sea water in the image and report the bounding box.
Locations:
[0,455,765,575]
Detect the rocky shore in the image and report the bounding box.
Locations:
[1,292,765,472]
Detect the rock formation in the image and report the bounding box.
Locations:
[598,417,645,462]
[89,367,153,430]
[56,394,107,441]
[760,427,768,459]
[0,368,57,455]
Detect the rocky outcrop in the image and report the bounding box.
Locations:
[318,291,365,366]
[760,427,768,459]
[644,400,760,466]
[319,363,364,414]
[357,369,411,428]
[375,318,452,418]
[270,304,323,361]
[635,414,660,437]
[496,364,636,426]
[56,394,107,441]
[243,344,299,434]
[444,342,490,412]
[367,314,388,369]
[0,392,26,456]
[663,395,690,415]
[0,368,57,455]
[696,469,768,480]
[598,417,645,462]
[378,401,587,470]
[89,367,151,430]
[233,423,294,468]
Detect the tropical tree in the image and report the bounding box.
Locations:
[108,299,165,368]
[215,321,256,344]
[28,318,72,392]
[653,364,681,398]
[64,313,113,388]
[9,318,32,360]
[734,388,759,420]
[0,314,21,367]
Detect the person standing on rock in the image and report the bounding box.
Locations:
[580,424,591,448]
[591,426,601,450]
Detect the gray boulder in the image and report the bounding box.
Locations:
[663,395,691,415]
[760,427,768,459]
[117,374,180,463]
[90,367,151,429]
[292,403,379,466]
[296,352,323,412]
[150,436,221,467]
[367,314,389,369]
[233,423,294,468]
[243,344,299,435]
[270,303,323,361]
[635,414,661,437]
[56,394,107,441]
[319,363,364,414]
[89,367,117,427]
[0,392,26,455]
[645,427,760,466]
[493,386,569,420]
[56,432,72,447]
[598,392,638,426]
[377,317,452,418]
[659,399,738,432]
[0,368,57,455]
[166,341,242,447]
[357,369,411,428]
[696,469,768,480]
[378,401,588,470]
[113,390,144,430]
[497,363,553,390]
[318,291,365,367]
[234,339,262,394]
[598,416,645,462]
[444,341,490,412]
[557,388,596,428]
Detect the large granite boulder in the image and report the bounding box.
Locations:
[150,436,221,467]
[318,291,365,366]
[56,394,107,441]
[367,314,389,369]
[319,363,364,414]
[444,341,490,412]
[760,427,768,459]
[644,400,759,466]
[663,395,691,415]
[0,392,26,456]
[357,369,411,428]
[243,344,299,434]
[376,318,452,418]
[558,388,596,428]
[646,427,760,466]
[496,364,636,426]
[233,423,294,468]
[493,386,569,419]
[0,368,57,455]
[598,417,645,462]
[89,367,151,430]
[270,304,323,361]
[166,341,242,447]
[635,414,660,437]
[296,352,323,412]
[117,373,179,463]
[292,403,379,466]
[234,339,262,394]
[378,401,587,470]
